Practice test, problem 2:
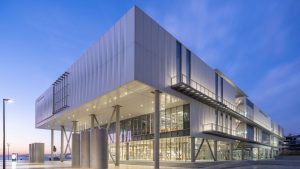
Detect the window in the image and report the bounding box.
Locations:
[186,49,191,85]
[176,41,182,83]
[183,104,190,129]
[215,73,218,99]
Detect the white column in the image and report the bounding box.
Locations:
[60,126,64,162]
[153,90,161,169]
[114,105,121,166]
[230,143,233,160]
[72,121,80,167]
[191,137,195,162]
[90,114,95,165]
[72,133,80,167]
[92,128,108,169]
[51,129,54,161]
[80,130,90,168]
[214,140,218,161]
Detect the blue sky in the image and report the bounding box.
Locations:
[0,0,299,153]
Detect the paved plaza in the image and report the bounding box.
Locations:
[1,160,300,169]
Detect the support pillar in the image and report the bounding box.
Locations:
[90,114,95,166]
[241,142,245,160]
[229,143,233,161]
[153,90,161,169]
[92,128,108,169]
[51,129,54,161]
[114,105,121,166]
[214,140,218,161]
[72,121,80,167]
[126,142,129,160]
[80,129,90,168]
[258,147,260,160]
[191,137,195,162]
[60,126,64,162]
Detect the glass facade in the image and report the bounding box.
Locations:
[106,104,190,161]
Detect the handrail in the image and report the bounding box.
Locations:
[202,123,246,139]
[171,74,283,139]
[171,74,246,116]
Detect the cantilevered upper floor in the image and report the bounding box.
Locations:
[35,6,284,144]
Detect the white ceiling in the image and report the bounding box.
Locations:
[40,80,186,131]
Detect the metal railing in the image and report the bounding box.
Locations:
[171,74,246,117]
[171,74,283,140]
[202,123,246,139]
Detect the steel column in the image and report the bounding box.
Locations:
[126,142,129,160]
[153,90,161,169]
[230,143,233,160]
[51,129,54,161]
[114,105,121,166]
[80,130,90,168]
[60,126,64,162]
[72,133,80,167]
[90,114,95,166]
[214,140,218,161]
[241,142,245,160]
[72,121,80,167]
[191,137,195,162]
[92,128,108,169]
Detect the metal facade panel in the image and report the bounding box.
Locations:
[36,6,282,139]
[35,87,53,126]
[36,7,135,126]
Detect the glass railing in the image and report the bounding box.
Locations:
[202,123,246,139]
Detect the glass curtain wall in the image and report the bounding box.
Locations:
[107,104,190,161]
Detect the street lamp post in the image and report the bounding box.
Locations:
[3,98,12,169]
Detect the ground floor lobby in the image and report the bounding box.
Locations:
[107,136,278,162]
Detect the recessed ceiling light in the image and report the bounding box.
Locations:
[140,104,143,107]
[86,108,89,111]
[125,92,128,95]
[93,105,96,109]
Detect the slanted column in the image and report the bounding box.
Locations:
[153,90,161,169]
[191,137,195,162]
[51,129,54,161]
[72,121,80,167]
[214,140,218,161]
[60,125,64,162]
[114,105,121,166]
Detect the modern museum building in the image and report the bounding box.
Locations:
[35,6,284,168]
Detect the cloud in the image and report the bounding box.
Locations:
[251,58,300,102]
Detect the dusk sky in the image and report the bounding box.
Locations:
[0,0,299,154]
